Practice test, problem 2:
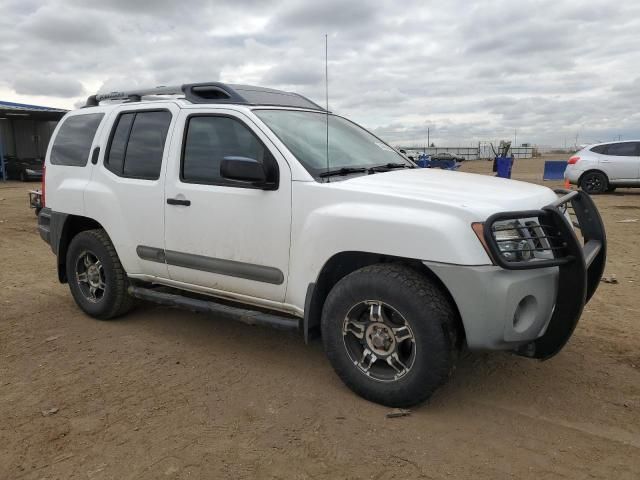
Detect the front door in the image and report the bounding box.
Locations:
[163,109,291,302]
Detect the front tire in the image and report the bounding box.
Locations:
[66,229,134,320]
[580,171,608,194]
[321,264,458,407]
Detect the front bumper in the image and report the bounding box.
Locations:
[429,190,606,359]
[425,262,559,351]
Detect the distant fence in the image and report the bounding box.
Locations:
[399,146,534,160]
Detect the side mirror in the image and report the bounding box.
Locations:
[220,156,267,185]
[399,149,407,154]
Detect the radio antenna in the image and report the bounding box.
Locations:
[325,33,330,182]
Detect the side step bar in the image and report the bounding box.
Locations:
[128,286,300,331]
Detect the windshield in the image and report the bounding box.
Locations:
[253,109,411,179]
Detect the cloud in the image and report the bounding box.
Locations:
[262,62,323,86]
[11,74,85,98]
[19,4,115,45]
[1,0,639,146]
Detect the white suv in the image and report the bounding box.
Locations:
[565,140,640,193]
[38,82,606,407]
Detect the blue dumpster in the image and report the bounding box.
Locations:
[495,156,513,179]
[416,153,430,168]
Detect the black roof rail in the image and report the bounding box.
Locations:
[84,82,326,111]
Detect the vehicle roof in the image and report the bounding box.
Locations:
[588,139,640,147]
[83,82,326,112]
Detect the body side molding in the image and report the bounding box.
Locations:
[136,245,285,285]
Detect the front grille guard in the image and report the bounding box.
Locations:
[483,189,607,359]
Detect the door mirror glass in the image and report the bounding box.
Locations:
[220,156,267,184]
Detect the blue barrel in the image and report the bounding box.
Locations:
[495,156,513,179]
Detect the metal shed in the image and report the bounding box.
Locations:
[0,100,67,181]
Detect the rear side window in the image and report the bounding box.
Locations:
[50,113,104,166]
[181,115,274,185]
[105,110,172,180]
[590,144,608,154]
[603,142,638,156]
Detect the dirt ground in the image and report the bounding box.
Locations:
[1,157,639,479]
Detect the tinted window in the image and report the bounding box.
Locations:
[182,116,272,184]
[50,113,104,166]
[590,145,608,154]
[106,110,171,179]
[105,113,134,174]
[605,142,638,156]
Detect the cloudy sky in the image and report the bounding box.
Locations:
[1,0,639,147]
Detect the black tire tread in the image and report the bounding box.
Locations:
[322,263,458,407]
[68,229,133,320]
[580,170,608,194]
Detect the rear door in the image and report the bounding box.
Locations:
[599,142,640,181]
[85,103,178,278]
[163,108,291,302]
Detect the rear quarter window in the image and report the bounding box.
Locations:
[50,113,104,166]
[590,144,608,154]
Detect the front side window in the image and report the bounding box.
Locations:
[253,109,410,179]
[181,115,275,185]
[605,142,638,156]
[50,113,104,166]
[105,110,172,180]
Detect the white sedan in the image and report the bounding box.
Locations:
[564,140,640,193]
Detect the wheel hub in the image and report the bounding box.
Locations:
[87,265,101,286]
[76,250,106,303]
[366,322,396,356]
[342,301,416,382]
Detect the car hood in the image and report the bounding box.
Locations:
[328,168,558,218]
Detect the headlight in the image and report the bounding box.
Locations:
[473,220,537,264]
[25,169,36,174]
[493,220,534,262]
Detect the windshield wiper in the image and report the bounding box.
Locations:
[368,163,414,173]
[319,167,368,178]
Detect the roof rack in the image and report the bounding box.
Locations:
[84,82,326,111]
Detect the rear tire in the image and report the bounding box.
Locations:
[580,171,608,194]
[321,263,458,407]
[66,229,134,320]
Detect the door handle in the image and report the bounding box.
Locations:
[167,198,191,206]
[91,146,100,165]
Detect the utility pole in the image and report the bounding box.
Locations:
[514,128,517,147]
[427,127,430,149]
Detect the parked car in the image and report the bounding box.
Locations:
[37,82,606,407]
[2,156,44,181]
[564,140,640,193]
[430,152,465,162]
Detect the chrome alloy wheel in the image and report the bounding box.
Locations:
[342,301,416,382]
[75,250,106,303]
